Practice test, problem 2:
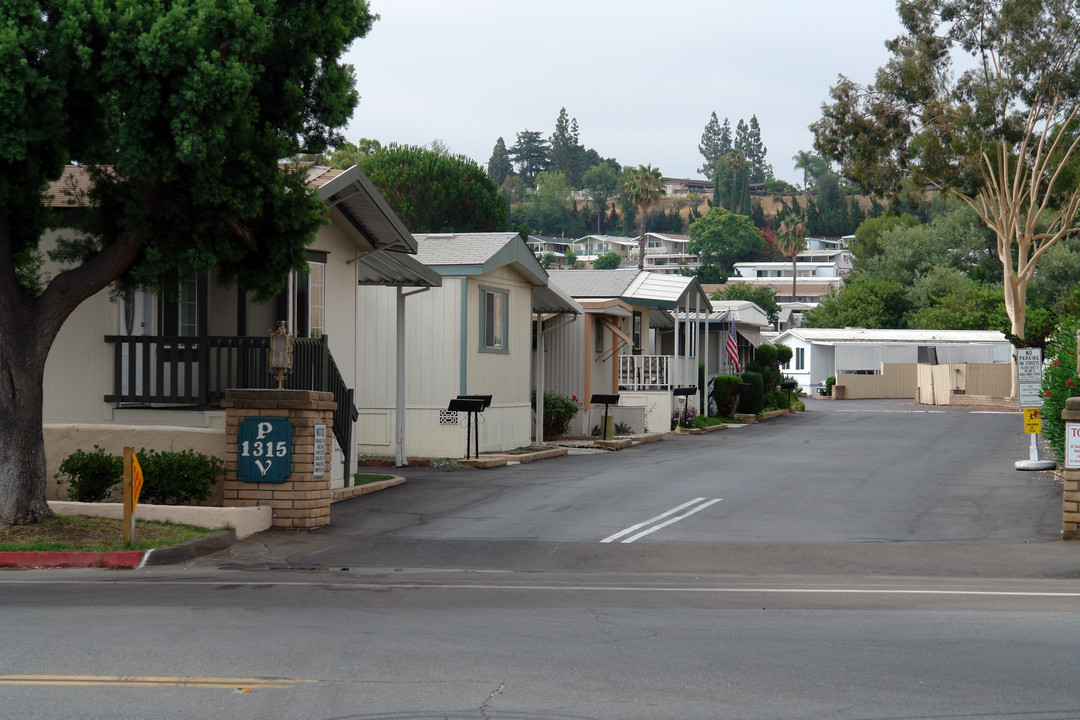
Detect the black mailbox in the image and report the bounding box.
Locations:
[448,396,489,459]
[591,394,620,440]
[672,386,696,397]
[780,380,797,390]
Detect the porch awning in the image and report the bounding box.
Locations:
[738,327,767,347]
[533,283,583,316]
[351,248,442,288]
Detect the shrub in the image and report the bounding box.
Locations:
[711,375,742,417]
[614,421,632,435]
[774,343,793,367]
[136,448,223,505]
[535,391,580,437]
[55,445,122,502]
[738,371,765,415]
[1040,318,1080,462]
[825,376,836,396]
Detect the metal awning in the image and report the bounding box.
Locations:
[533,282,583,316]
[351,248,441,288]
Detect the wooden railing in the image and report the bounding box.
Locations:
[619,355,697,391]
[104,335,358,479]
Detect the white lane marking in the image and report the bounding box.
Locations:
[601,498,721,544]
[620,499,723,543]
[600,498,706,543]
[5,579,1078,598]
[835,409,946,414]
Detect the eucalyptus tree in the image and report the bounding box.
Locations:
[812,0,1080,393]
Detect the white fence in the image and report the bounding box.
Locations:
[619,355,698,391]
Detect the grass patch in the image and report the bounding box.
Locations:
[692,416,726,429]
[0,515,217,552]
[352,473,395,486]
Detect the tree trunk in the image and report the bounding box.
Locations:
[0,320,52,527]
[1003,273,1026,399]
[791,255,798,302]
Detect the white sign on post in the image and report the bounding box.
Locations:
[313,423,327,478]
[1017,347,1044,409]
[1067,423,1080,469]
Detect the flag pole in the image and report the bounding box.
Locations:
[123,446,135,547]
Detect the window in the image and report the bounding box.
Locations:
[480,286,509,353]
[796,347,805,370]
[632,311,642,355]
[161,274,204,337]
[294,254,327,338]
[595,317,605,353]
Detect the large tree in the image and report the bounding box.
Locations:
[359,145,506,233]
[487,137,513,187]
[510,130,550,187]
[0,0,374,528]
[621,164,666,269]
[582,162,619,234]
[687,208,764,276]
[812,0,1080,395]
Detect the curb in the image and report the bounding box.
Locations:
[0,529,236,570]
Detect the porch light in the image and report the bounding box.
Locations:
[269,320,294,390]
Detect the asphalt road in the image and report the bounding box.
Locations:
[2,398,1077,719]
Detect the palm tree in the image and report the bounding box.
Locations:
[623,164,666,269]
[776,215,808,301]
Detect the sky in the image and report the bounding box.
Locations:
[342,1,905,187]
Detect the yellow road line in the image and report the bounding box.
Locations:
[0,675,313,689]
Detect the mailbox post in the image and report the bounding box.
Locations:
[590,393,619,440]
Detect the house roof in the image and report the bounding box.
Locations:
[548,268,712,312]
[776,328,1009,345]
[308,165,440,288]
[547,268,641,298]
[414,233,579,315]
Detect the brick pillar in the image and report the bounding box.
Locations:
[1063,397,1080,540]
[222,389,336,529]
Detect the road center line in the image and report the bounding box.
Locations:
[601,498,721,543]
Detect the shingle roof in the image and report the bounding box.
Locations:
[547,268,641,298]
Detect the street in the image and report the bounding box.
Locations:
[2,398,1078,719]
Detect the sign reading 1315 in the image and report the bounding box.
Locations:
[238,417,292,483]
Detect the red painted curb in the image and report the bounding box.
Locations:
[0,550,146,569]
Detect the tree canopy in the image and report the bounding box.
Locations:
[0,0,375,527]
[812,0,1080,387]
[358,145,506,233]
[687,208,763,276]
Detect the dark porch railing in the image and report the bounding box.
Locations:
[104,335,358,481]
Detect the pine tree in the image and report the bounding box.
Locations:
[747,115,772,183]
[510,129,550,186]
[718,118,733,157]
[733,119,750,156]
[698,111,724,179]
[487,137,513,186]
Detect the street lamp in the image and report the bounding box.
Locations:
[269,320,294,390]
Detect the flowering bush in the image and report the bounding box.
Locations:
[1040,317,1080,462]
[671,404,698,429]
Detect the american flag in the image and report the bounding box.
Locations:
[726,322,740,371]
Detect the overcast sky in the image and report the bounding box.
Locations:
[342,1,904,186]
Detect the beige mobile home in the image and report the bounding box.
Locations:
[41,164,440,496]
[542,269,713,434]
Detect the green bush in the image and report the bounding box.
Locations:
[825,376,836,396]
[137,448,223,505]
[738,371,765,415]
[534,391,581,437]
[55,445,122,502]
[710,375,742,418]
[774,343,793,367]
[1040,320,1080,462]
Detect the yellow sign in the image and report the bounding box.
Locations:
[132,453,144,511]
[1024,408,1042,434]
